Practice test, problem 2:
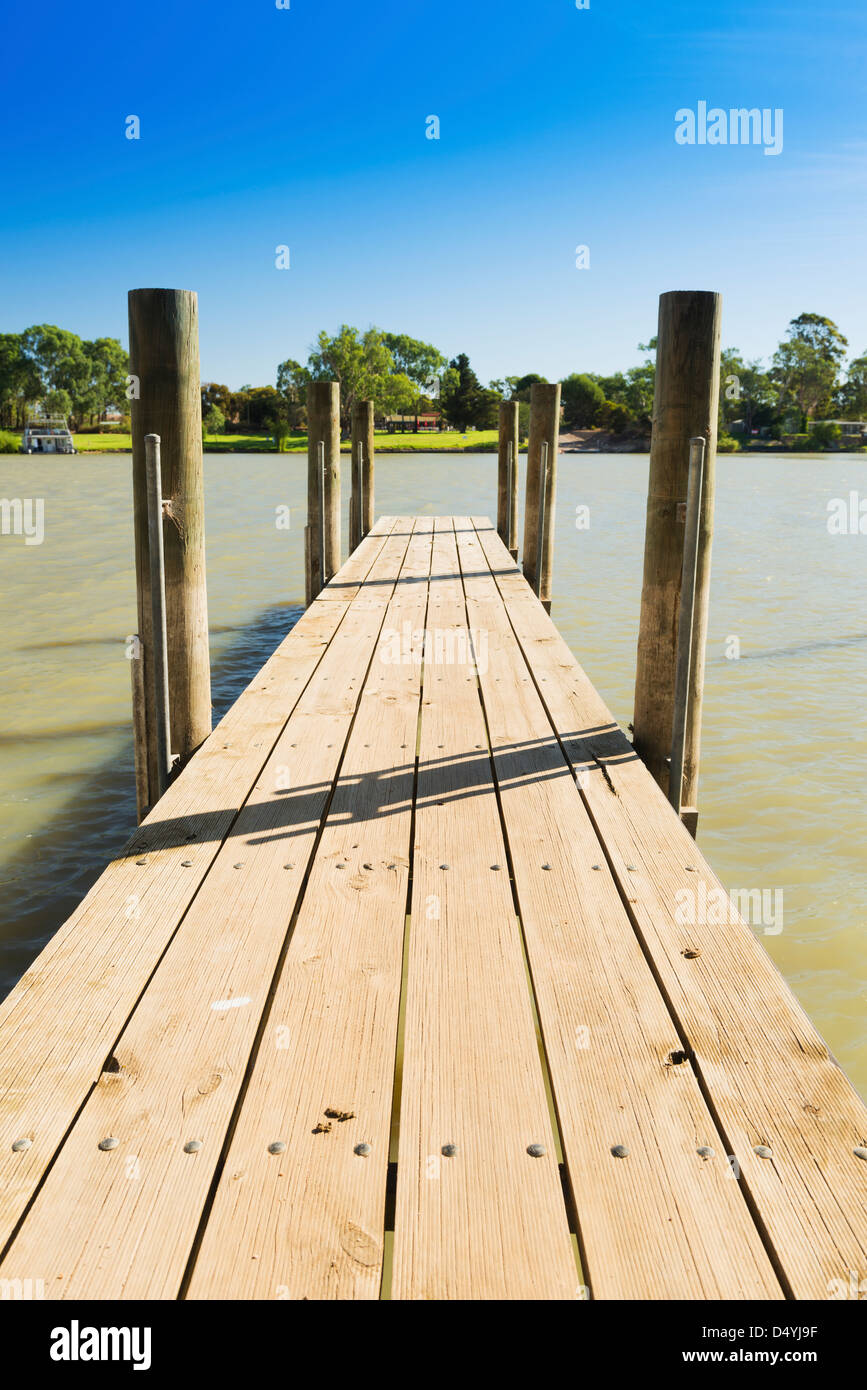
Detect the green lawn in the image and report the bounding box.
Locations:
[72,430,501,454]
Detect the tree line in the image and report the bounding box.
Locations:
[203,314,867,444]
[3,313,865,443]
[0,327,128,429]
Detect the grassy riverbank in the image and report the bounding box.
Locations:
[70,430,502,454]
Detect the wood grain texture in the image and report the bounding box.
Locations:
[305,382,341,603]
[632,291,721,803]
[522,384,560,603]
[128,289,211,793]
[457,519,780,1300]
[472,516,867,1300]
[0,522,415,1298]
[392,519,577,1300]
[185,520,434,1299]
[497,401,519,555]
[0,521,396,1257]
[2,513,862,1302]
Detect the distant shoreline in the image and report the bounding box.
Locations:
[3,427,863,458]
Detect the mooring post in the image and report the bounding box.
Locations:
[534,442,549,600]
[632,290,721,832]
[497,400,519,559]
[669,437,706,819]
[523,382,561,612]
[145,434,173,800]
[129,634,148,823]
[350,399,374,551]
[305,381,341,604]
[129,288,211,815]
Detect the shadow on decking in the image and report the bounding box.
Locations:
[120,723,638,855]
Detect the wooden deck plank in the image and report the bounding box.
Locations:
[2,509,861,1303]
[317,516,406,601]
[455,518,782,1300]
[0,519,397,1258]
[0,523,416,1297]
[391,519,577,1300]
[471,516,867,1300]
[185,520,435,1299]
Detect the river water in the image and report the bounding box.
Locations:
[1,451,864,1098]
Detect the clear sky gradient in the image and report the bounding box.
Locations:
[2,0,865,387]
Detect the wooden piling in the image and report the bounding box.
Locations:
[305,381,341,603]
[128,288,211,814]
[350,399,374,552]
[497,400,519,559]
[669,437,706,818]
[632,290,721,823]
[129,635,148,823]
[144,434,173,801]
[523,383,560,612]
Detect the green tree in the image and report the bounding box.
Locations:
[597,400,631,433]
[772,313,848,429]
[379,371,418,418]
[202,382,233,418]
[561,373,605,428]
[382,333,446,429]
[203,404,226,439]
[719,349,778,436]
[0,334,41,427]
[275,359,309,427]
[835,353,867,419]
[265,415,292,451]
[510,373,547,403]
[307,326,397,429]
[439,354,484,430]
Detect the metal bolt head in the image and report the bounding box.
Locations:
[527,1143,546,1158]
[441,1143,457,1158]
[853,1147,867,1161]
[541,864,551,872]
[268,1141,286,1155]
[98,1136,119,1151]
[490,864,500,871]
[11,1137,32,1153]
[626,864,637,872]
[611,1144,630,1158]
[180,860,192,868]
[184,1140,203,1154]
[439,863,449,870]
[591,864,602,870]
[682,948,701,959]
[354,1142,371,1157]
[696,1146,715,1159]
[754,1144,773,1159]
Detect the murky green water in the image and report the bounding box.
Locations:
[1,451,864,1098]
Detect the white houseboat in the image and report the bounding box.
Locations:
[22,412,76,454]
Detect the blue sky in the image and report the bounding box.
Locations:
[1,0,865,387]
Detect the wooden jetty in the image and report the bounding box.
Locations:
[0,516,865,1299]
[0,288,864,1300]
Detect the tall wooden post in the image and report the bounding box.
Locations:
[633,290,721,828]
[129,288,211,816]
[305,381,341,604]
[523,382,561,612]
[350,399,374,551]
[497,400,519,559]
